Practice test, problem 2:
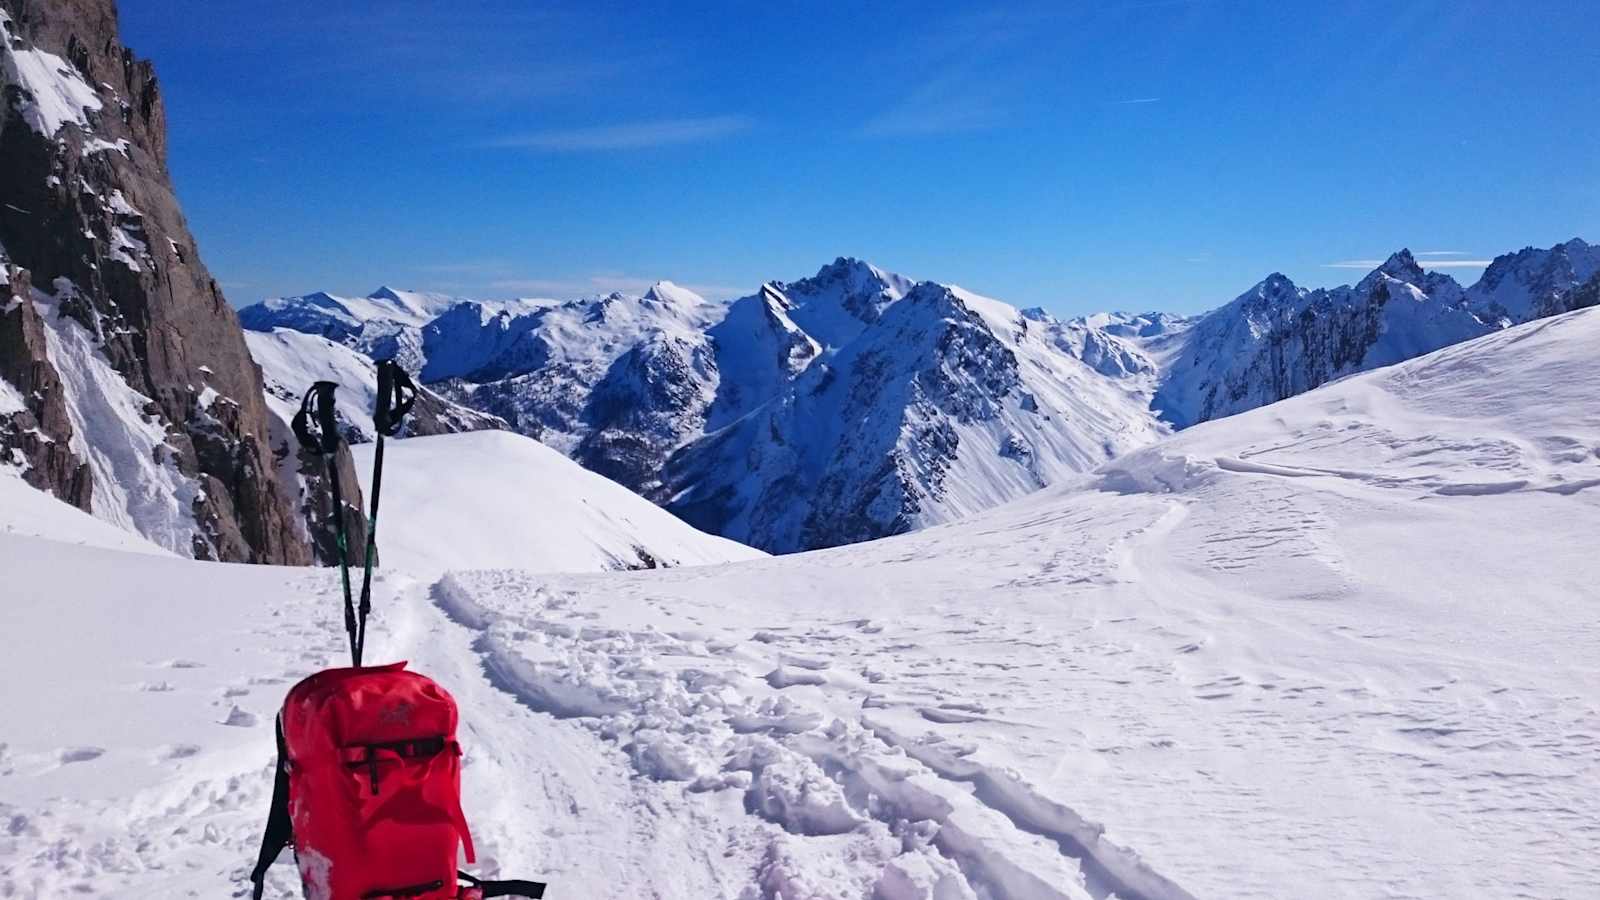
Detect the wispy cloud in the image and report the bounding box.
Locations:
[861,98,1005,137]
[487,274,747,301]
[860,10,1044,137]
[1323,258,1491,269]
[1113,97,1162,104]
[1416,250,1469,257]
[485,116,751,151]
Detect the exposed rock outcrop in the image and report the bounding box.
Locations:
[0,0,344,562]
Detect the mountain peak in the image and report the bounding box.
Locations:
[642,280,706,306]
[793,256,915,305]
[1375,249,1425,282]
[1256,272,1299,295]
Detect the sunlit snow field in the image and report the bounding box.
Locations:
[3,309,1598,899]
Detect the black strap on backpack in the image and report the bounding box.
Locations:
[249,717,293,900]
[292,380,360,664]
[458,870,547,898]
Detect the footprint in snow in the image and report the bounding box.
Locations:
[779,653,829,671]
[161,743,202,761]
[59,746,105,764]
[765,666,828,689]
[161,658,205,669]
[137,680,175,693]
[919,706,988,724]
[222,706,259,727]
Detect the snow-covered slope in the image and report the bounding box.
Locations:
[0,465,171,555]
[246,328,504,444]
[350,430,762,573]
[6,306,1596,899]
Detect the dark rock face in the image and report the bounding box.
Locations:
[0,0,327,562]
[296,443,369,570]
[0,259,91,504]
[575,332,715,497]
[1558,271,1600,315]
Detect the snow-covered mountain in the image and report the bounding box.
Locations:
[238,287,547,375]
[246,327,505,445]
[1151,250,1490,427]
[244,261,1173,552]
[1464,236,1600,324]
[665,272,1171,551]
[7,305,1597,899]
[240,239,1593,553]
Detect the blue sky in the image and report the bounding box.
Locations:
[119,1,1599,314]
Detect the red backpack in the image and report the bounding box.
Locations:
[249,662,544,899]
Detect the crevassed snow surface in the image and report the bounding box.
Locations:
[2,308,1597,899]
[350,430,763,574]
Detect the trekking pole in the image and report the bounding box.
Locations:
[292,381,360,665]
[353,360,417,666]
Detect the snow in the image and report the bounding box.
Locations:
[83,138,130,157]
[0,468,171,555]
[348,430,763,574]
[246,328,383,441]
[0,374,25,416]
[32,285,204,555]
[0,10,103,138]
[3,306,1596,898]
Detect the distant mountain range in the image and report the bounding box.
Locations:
[7,0,1593,562]
[239,239,1599,553]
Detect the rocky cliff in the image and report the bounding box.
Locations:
[0,0,354,562]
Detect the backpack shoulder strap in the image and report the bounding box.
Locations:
[249,716,294,899]
[459,870,547,898]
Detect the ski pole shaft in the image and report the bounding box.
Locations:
[328,459,359,665]
[354,433,385,666]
